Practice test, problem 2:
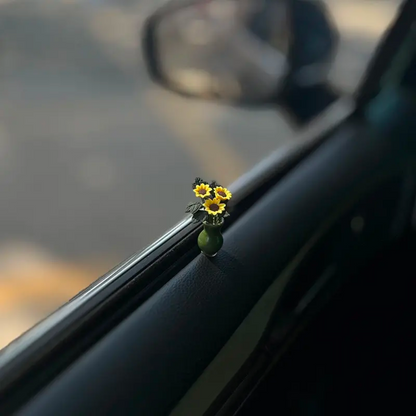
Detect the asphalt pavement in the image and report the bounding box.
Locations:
[0,0,401,348]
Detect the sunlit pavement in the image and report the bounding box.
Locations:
[0,0,401,349]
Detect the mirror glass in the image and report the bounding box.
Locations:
[154,0,291,102]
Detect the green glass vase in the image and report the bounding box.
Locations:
[198,219,224,257]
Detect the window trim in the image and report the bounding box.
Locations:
[356,0,416,107]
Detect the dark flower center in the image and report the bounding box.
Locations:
[218,191,226,197]
[209,204,219,211]
[199,189,207,195]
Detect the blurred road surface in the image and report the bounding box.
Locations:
[0,0,401,348]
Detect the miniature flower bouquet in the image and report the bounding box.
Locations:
[185,178,232,257]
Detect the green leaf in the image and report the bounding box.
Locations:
[192,177,205,189]
[185,202,194,213]
[223,211,230,218]
[188,202,202,214]
[185,202,196,212]
[210,180,219,189]
[192,210,208,223]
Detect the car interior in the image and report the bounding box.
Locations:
[0,0,415,415]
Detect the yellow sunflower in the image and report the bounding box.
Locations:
[194,183,212,198]
[203,198,226,215]
[214,186,232,201]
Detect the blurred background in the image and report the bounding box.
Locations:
[0,0,401,349]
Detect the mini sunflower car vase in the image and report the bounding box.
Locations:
[185,178,232,257]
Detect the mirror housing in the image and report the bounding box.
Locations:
[143,0,340,125]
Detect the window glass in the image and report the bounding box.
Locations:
[0,0,401,350]
[326,0,402,93]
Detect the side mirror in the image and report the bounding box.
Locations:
[143,0,339,124]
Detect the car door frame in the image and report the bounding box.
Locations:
[0,0,415,414]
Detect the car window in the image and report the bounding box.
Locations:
[0,0,401,350]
